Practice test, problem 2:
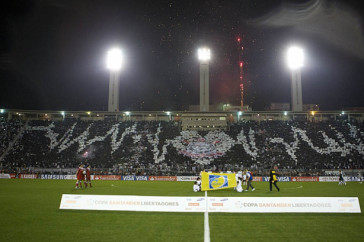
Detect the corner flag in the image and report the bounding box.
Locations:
[201,172,237,191]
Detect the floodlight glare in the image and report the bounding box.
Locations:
[107,48,123,70]
[198,48,211,61]
[287,46,304,70]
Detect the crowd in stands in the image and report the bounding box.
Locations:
[1,118,363,175]
[0,118,24,158]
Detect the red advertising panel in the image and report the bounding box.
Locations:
[19,174,38,179]
[291,177,319,182]
[94,175,121,180]
[253,176,262,182]
[149,176,177,181]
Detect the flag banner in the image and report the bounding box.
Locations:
[201,172,237,191]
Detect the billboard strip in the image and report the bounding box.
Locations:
[60,195,361,213]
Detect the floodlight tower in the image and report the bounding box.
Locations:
[106,48,123,112]
[198,48,211,112]
[237,36,244,109]
[287,46,304,112]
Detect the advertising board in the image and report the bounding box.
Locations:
[291,177,319,182]
[19,174,38,179]
[60,195,361,213]
[94,175,121,180]
[177,176,199,182]
[149,176,177,181]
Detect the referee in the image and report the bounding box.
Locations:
[269,169,280,192]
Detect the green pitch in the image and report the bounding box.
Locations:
[0,180,363,242]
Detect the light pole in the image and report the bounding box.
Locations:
[107,48,123,112]
[287,46,304,112]
[198,48,211,112]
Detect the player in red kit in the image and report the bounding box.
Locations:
[75,164,85,189]
[84,165,92,188]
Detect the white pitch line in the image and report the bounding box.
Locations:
[284,185,303,190]
[204,191,210,242]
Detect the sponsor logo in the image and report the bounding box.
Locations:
[291,177,319,182]
[253,177,262,182]
[0,173,11,179]
[19,174,38,179]
[262,177,291,182]
[209,175,228,189]
[135,176,148,181]
[319,177,339,182]
[177,176,199,181]
[278,177,291,182]
[94,175,121,180]
[149,176,177,181]
[122,175,135,181]
[40,174,76,180]
[345,177,360,182]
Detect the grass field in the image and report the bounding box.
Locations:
[1,179,364,242]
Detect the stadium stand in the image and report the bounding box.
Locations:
[0,119,363,175]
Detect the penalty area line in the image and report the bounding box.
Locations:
[204,191,210,242]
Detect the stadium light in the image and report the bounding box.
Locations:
[0,109,4,114]
[237,111,242,121]
[287,46,304,70]
[61,111,65,119]
[107,48,123,70]
[166,111,171,121]
[284,111,288,116]
[341,111,345,115]
[198,48,211,61]
[287,46,304,112]
[125,111,131,121]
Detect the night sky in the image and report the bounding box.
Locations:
[1,0,363,111]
